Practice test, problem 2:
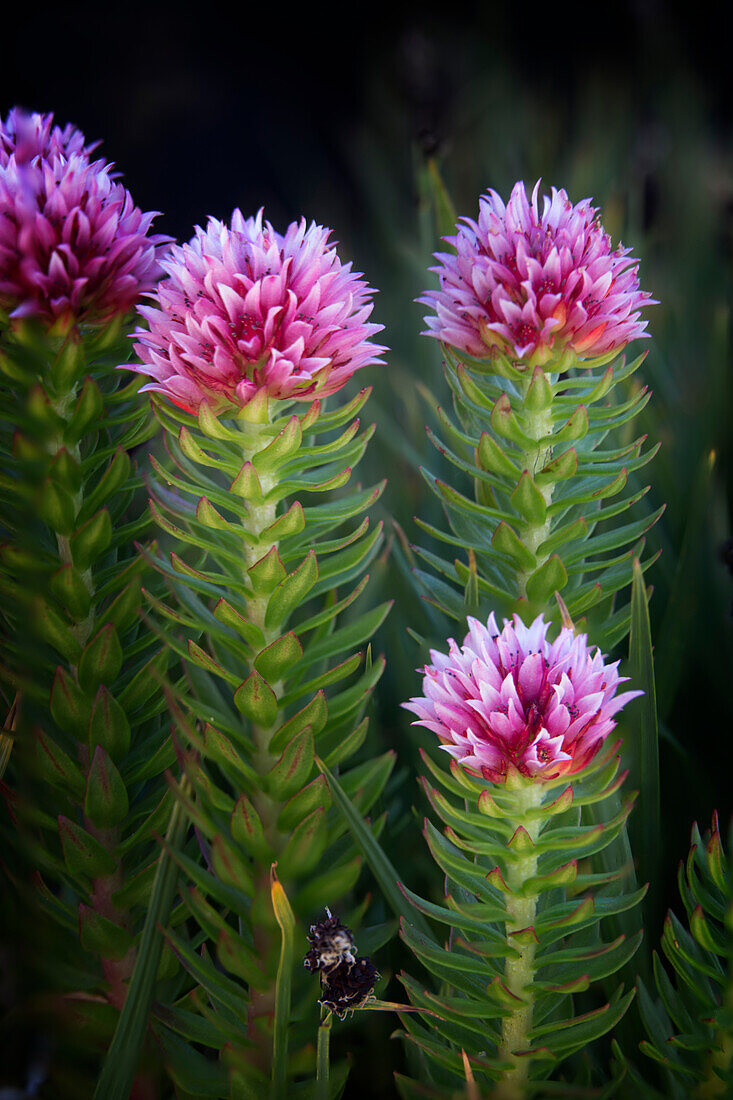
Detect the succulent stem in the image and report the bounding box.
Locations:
[495,782,544,1095]
[516,376,556,600]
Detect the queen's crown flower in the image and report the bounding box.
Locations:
[421,180,653,367]
[0,107,169,327]
[404,612,641,782]
[129,209,386,412]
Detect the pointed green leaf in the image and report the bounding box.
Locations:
[525,553,568,602]
[211,835,254,895]
[89,685,131,760]
[261,500,305,540]
[85,745,129,828]
[213,598,265,649]
[269,691,327,755]
[254,631,304,682]
[50,447,82,494]
[477,432,521,477]
[230,460,263,500]
[102,576,142,634]
[64,377,104,445]
[248,545,287,595]
[70,508,113,570]
[32,597,82,662]
[253,415,302,471]
[525,365,553,411]
[552,405,589,442]
[233,669,278,726]
[58,815,116,878]
[511,471,547,524]
[80,448,131,520]
[535,447,578,485]
[78,622,123,693]
[277,774,331,831]
[265,550,318,630]
[230,793,271,860]
[491,393,535,447]
[50,665,92,738]
[492,522,536,571]
[79,903,134,960]
[35,728,84,798]
[279,807,328,877]
[38,478,76,535]
[267,726,314,801]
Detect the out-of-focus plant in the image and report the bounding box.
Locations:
[616,813,733,1099]
[118,208,395,1097]
[0,108,177,1091]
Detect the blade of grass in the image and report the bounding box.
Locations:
[315,756,434,942]
[628,558,661,946]
[316,1010,332,1100]
[93,777,190,1100]
[270,865,295,1100]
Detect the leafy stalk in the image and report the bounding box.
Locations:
[395,744,644,1096]
[144,387,392,1093]
[414,345,662,645]
[0,316,175,1082]
[630,814,733,1099]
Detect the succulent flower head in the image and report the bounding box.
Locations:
[0,107,93,167]
[404,613,641,783]
[0,121,169,328]
[421,180,653,367]
[129,208,386,412]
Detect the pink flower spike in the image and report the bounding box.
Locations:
[421,180,655,366]
[0,107,170,328]
[129,209,387,413]
[403,613,641,784]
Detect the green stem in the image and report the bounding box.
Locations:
[234,410,293,1069]
[516,379,556,599]
[495,783,544,1099]
[316,1010,332,1100]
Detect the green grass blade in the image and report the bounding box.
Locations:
[316,756,434,941]
[316,1012,332,1100]
[270,865,296,1100]
[628,558,661,948]
[93,780,190,1100]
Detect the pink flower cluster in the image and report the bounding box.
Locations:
[404,613,640,783]
[0,107,92,167]
[130,210,386,412]
[0,108,168,327]
[421,181,653,366]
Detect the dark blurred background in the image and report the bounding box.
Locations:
[2,0,732,1093]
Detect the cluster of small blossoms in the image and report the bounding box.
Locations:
[129,209,386,412]
[421,180,653,366]
[404,613,641,783]
[0,108,169,327]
